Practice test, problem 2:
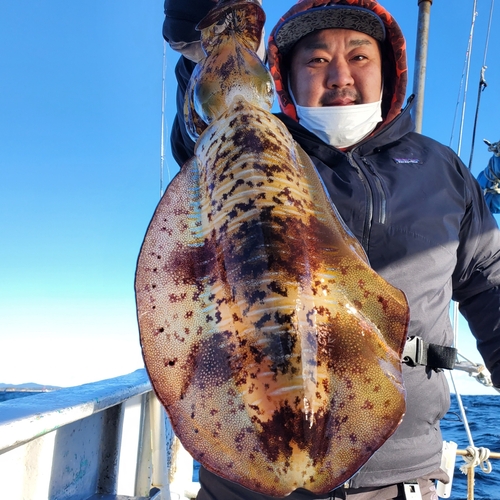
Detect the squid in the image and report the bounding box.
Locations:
[135,0,409,496]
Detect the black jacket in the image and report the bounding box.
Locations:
[281,103,500,486]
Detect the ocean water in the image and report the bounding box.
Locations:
[440,394,500,500]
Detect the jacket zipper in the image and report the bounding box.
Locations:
[362,157,387,225]
[346,151,387,248]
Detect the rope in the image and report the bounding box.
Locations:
[482,163,500,194]
[449,372,475,446]
[460,446,493,475]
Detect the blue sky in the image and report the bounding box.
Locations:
[1,1,499,395]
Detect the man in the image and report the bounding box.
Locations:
[163,0,500,498]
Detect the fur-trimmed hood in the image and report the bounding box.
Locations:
[268,0,408,130]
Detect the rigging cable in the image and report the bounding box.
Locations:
[448,0,478,158]
[451,0,496,354]
[448,0,479,485]
[468,0,495,169]
[450,0,478,367]
[447,3,497,498]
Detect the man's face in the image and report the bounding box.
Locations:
[289,28,382,107]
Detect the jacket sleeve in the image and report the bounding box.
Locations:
[162,0,216,166]
[452,161,500,387]
[163,0,216,62]
[170,56,197,167]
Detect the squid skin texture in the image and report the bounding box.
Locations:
[135,0,409,497]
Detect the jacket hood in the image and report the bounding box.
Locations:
[268,0,408,129]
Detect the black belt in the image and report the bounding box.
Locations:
[402,336,457,370]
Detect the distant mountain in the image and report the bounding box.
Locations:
[0,382,61,391]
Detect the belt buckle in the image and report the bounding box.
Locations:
[403,336,427,366]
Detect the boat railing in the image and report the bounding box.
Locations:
[0,369,200,500]
[2,366,498,500]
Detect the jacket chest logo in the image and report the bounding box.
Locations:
[392,157,423,165]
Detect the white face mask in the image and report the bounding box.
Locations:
[295,100,383,149]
